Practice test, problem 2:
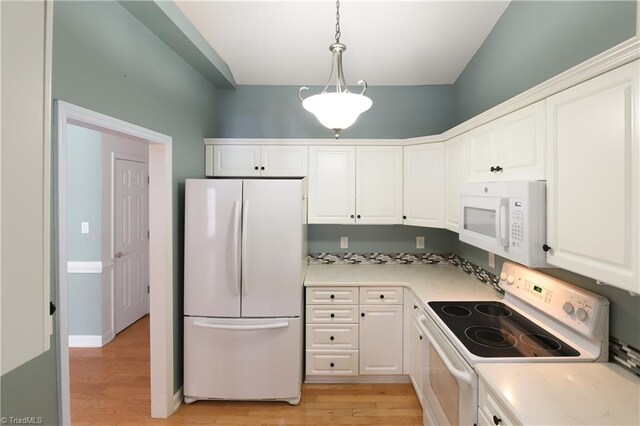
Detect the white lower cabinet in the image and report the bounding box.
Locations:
[478,380,519,426]
[404,290,424,406]
[305,286,403,379]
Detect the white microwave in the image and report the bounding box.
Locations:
[459,181,546,267]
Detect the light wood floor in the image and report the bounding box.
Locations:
[70,315,422,425]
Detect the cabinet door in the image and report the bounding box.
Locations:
[546,60,639,294]
[444,133,468,232]
[212,145,261,177]
[468,121,500,182]
[260,145,308,177]
[356,146,403,224]
[308,146,356,224]
[359,304,403,375]
[409,318,424,405]
[403,143,444,228]
[500,100,546,181]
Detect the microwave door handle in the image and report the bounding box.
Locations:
[418,320,474,386]
[497,198,509,247]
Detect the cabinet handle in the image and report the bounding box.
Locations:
[330,336,335,341]
[357,214,361,219]
[49,301,57,316]
[493,415,502,425]
[330,294,335,299]
[361,313,365,317]
[495,166,503,172]
[379,294,385,299]
[350,214,355,219]
[330,362,335,368]
[403,215,407,220]
[330,313,335,318]
[542,244,552,252]
[490,166,497,172]
[260,166,265,170]
[254,166,259,170]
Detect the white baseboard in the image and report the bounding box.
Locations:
[102,330,115,346]
[305,374,411,384]
[68,335,102,347]
[173,386,183,413]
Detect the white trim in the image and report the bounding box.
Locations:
[304,374,411,384]
[68,335,102,348]
[56,101,174,425]
[67,261,103,274]
[205,36,640,147]
[173,386,183,412]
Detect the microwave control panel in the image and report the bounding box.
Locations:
[510,199,526,249]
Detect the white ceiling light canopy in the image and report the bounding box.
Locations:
[299,0,372,139]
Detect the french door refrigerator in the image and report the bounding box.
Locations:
[183,178,307,405]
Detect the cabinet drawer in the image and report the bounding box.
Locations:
[306,305,358,323]
[479,382,518,426]
[305,350,358,376]
[359,287,403,304]
[306,324,358,350]
[306,287,358,304]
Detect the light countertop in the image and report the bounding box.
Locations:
[477,362,640,425]
[304,263,501,305]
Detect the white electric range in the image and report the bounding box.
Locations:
[416,261,609,426]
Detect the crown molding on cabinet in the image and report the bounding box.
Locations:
[205,36,639,146]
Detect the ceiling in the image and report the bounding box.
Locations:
[175,1,510,86]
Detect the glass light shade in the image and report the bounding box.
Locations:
[302,92,373,132]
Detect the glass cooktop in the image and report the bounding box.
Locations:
[428,301,580,358]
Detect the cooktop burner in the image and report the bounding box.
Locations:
[428,301,580,358]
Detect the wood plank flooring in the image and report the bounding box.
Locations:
[70,315,422,425]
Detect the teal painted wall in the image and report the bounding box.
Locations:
[453,0,637,124]
[309,225,456,254]
[217,85,454,139]
[68,275,103,335]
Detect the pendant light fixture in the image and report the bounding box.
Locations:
[299,0,372,139]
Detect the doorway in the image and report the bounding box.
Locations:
[55,101,175,424]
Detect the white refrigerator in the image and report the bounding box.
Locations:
[183,178,307,405]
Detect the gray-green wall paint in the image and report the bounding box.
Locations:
[217,85,454,139]
[453,0,637,124]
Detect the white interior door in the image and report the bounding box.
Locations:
[114,159,149,334]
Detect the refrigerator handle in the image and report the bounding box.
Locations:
[193,320,289,331]
[232,200,242,296]
[241,199,249,296]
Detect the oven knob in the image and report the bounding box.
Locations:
[576,308,589,321]
[500,272,508,281]
[506,275,515,284]
[562,302,575,314]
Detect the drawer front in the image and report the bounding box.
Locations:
[306,304,358,323]
[479,382,518,426]
[306,324,358,350]
[306,287,358,304]
[359,287,403,304]
[305,350,359,376]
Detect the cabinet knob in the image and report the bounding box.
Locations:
[357,214,361,219]
[495,166,503,172]
[330,294,335,299]
[490,166,497,172]
[493,415,502,425]
[350,214,355,219]
[260,166,265,170]
[330,362,335,368]
[330,313,335,318]
[419,335,423,340]
[413,305,418,310]
[403,215,407,220]
[330,336,335,341]
[361,313,365,317]
[379,294,385,299]
[542,244,552,252]
[254,166,259,170]
[49,301,57,316]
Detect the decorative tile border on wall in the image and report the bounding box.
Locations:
[447,254,502,293]
[308,252,450,265]
[610,337,640,377]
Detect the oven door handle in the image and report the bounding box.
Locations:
[418,318,474,386]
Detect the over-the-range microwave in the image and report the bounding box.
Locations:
[459,181,546,267]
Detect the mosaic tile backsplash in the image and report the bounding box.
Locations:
[307,252,639,377]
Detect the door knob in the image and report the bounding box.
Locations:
[115,251,125,258]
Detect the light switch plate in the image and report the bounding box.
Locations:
[340,237,348,249]
[416,236,425,249]
[488,252,495,268]
[81,222,90,234]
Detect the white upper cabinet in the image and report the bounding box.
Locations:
[468,100,546,182]
[308,146,356,224]
[444,133,469,232]
[207,145,308,177]
[356,146,403,225]
[403,143,444,228]
[308,145,402,224]
[546,60,639,294]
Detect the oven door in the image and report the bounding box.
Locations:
[418,311,478,426]
[460,196,509,250]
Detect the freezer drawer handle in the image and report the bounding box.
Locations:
[193,321,289,331]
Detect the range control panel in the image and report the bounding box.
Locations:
[499,261,609,339]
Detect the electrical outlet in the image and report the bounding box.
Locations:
[416,236,425,249]
[340,236,348,249]
[81,222,90,234]
[488,252,495,268]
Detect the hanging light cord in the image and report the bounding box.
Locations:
[335,0,341,43]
